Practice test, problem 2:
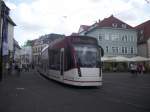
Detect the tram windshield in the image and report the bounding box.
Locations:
[74,44,100,68]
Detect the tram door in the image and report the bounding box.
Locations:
[60,48,64,76]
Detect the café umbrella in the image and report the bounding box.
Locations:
[129,56,150,62]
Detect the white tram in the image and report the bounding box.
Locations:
[38,36,104,86]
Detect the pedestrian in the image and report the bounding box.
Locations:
[130,63,135,74]
[27,64,29,72]
[5,62,11,75]
[134,63,138,75]
[15,63,20,75]
[25,64,29,72]
[137,63,145,74]
[19,63,22,72]
[140,63,145,74]
[137,63,141,74]
[130,63,137,77]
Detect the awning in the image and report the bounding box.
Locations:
[101,56,130,62]
[129,56,150,62]
[101,56,150,62]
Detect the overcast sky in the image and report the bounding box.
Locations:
[4,0,150,45]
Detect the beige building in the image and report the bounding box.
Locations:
[32,39,47,65]
[32,33,65,65]
[20,46,32,66]
[13,39,21,62]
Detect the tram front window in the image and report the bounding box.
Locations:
[74,45,99,68]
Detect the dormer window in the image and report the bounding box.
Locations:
[140,30,143,34]
[112,23,117,28]
[122,24,126,28]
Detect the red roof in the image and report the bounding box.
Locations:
[135,20,150,43]
[97,15,133,29]
[79,15,134,33]
[80,25,90,31]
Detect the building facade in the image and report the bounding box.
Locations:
[32,33,65,65]
[78,15,137,57]
[148,38,150,58]
[7,17,16,63]
[20,46,32,66]
[32,39,47,65]
[136,20,150,58]
[13,39,21,63]
[0,1,16,76]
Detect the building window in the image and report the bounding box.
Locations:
[125,35,127,42]
[122,35,128,42]
[131,47,133,54]
[112,46,119,54]
[112,34,115,41]
[122,35,125,41]
[99,33,104,41]
[140,30,143,34]
[106,46,109,53]
[111,34,119,41]
[99,35,102,41]
[112,23,117,28]
[125,47,127,54]
[122,24,126,28]
[112,47,115,53]
[122,47,125,54]
[131,35,134,42]
[104,34,109,40]
[116,47,119,53]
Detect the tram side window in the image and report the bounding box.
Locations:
[65,47,74,71]
[49,49,60,70]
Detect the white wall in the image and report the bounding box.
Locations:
[8,23,14,51]
[20,46,32,64]
[1,19,14,51]
[138,43,147,57]
[14,47,21,61]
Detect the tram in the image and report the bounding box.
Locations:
[38,35,104,86]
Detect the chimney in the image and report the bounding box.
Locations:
[98,19,101,23]
[111,14,114,17]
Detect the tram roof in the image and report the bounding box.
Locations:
[48,35,98,49]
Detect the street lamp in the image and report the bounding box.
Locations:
[0,0,3,81]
